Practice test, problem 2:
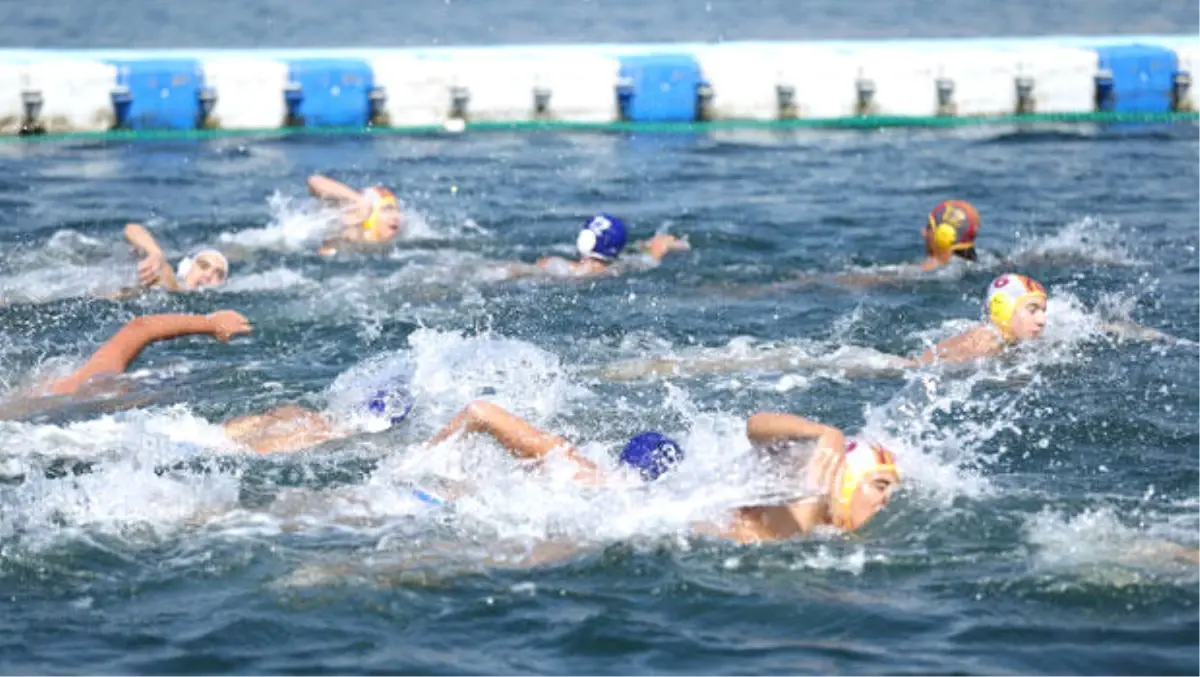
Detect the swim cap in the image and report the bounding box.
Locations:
[986,273,1047,339]
[576,213,628,262]
[926,200,980,255]
[618,431,684,482]
[362,186,399,238]
[833,437,899,529]
[365,387,415,429]
[176,249,229,281]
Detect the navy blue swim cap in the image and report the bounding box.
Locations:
[576,213,628,262]
[366,387,415,428]
[619,432,685,482]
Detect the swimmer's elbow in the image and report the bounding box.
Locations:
[464,399,505,422]
[306,174,326,195]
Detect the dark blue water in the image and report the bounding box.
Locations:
[0,2,1198,676]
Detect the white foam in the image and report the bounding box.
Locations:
[0,229,134,304]
[1025,506,1200,583]
[1007,215,1144,267]
[218,192,337,252]
[0,408,242,549]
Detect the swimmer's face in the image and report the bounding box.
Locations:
[845,469,899,530]
[364,202,402,242]
[184,252,228,289]
[369,200,403,240]
[1009,296,1048,341]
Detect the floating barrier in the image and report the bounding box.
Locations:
[0,35,1195,138]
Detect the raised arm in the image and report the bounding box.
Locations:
[307,174,364,204]
[745,412,845,453]
[424,400,600,481]
[125,223,182,291]
[48,311,251,396]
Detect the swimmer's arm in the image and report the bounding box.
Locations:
[635,233,691,262]
[124,223,182,291]
[533,256,569,271]
[911,326,1004,366]
[746,412,845,455]
[48,311,252,396]
[123,222,163,257]
[307,174,363,205]
[222,404,342,454]
[425,400,602,483]
[1098,320,1186,344]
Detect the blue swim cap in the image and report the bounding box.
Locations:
[576,213,628,262]
[619,432,685,482]
[365,387,415,428]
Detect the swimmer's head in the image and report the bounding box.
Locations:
[619,432,685,482]
[832,437,900,531]
[176,249,229,289]
[576,213,628,262]
[364,386,415,432]
[361,186,402,242]
[986,273,1048,342]
[923,200,980,261]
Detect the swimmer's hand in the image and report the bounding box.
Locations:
[125,222,177,290]
[642,233,691,261]
[136,251,167,287]
[206,310,252,342]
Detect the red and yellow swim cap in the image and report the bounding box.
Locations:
[925,200,980,255]
[986,273,1047,339]
[362,186,398,239]
[833,437,899,529]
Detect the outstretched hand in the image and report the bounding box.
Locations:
[207,310,252,342]
[645,233,691,260]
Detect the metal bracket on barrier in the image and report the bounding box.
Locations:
[368,85,388,127]
[1092,69,1113,112]
[1015,75,1037,114]
[615,75,634,121]
[197,86,217,129]
[1172,71,1193,112]
[110,84,133,129]
[19,89,45,136]
[696,81,714,121]
[936,76,956,116]
[855,74,876,116]
[776,84,797,120]
[449,85,470,121]
[283,80,304,127]
[533,86,552,118]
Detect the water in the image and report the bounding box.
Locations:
[1,2,1199,676]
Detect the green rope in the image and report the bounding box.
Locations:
[5,111,1196,143]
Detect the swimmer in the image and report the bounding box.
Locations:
[908,272,1181,364]
[307,174,403,256]
[721,199,983,296]
[40,311,251,397]
[811,199,983,288]
[601,272,1180,379]
[506,213,690,279]
[919,199,981,272]
[908,272,1047,365]
[415,400,900,541]
[218,385,415,454]
[122,223,230,293]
